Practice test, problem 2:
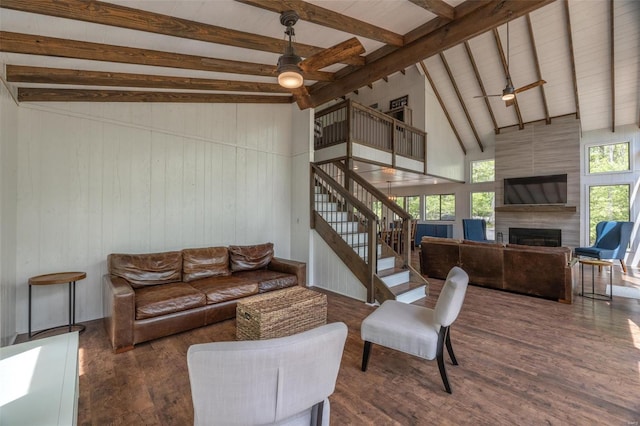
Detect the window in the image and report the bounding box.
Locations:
[393,197,405,209]
[588,142,630,174]
[471,192,495,239]
[424,194,455,221]
[372,200,382,222]
[588,184,630,244]
[471,159,495,183]
[471,192,496,240]
[405,196,421,219]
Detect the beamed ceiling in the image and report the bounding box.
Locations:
[0,0,638,156]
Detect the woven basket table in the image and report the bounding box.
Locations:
[236,286,327,340]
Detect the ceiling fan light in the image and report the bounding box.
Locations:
[501,92,515,101]
[278,70,304,89]
[501,84,515,101]
[276,12,303,89]
[277,54,303,88]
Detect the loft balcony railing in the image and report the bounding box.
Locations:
[314,100,427,168]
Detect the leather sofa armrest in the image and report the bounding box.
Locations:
[103,274,135,353]
[268,257,307,287]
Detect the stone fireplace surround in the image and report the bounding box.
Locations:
[494,117,580,250]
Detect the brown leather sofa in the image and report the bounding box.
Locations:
[420,237,574,303]
[103,243,306,353]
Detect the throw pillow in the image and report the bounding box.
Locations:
[228,243,274,272]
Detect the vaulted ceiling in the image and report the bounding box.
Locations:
[1,0,638,155]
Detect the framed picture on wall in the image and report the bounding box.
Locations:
[389,95,408,110]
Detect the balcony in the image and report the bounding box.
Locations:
[314,100,427,175]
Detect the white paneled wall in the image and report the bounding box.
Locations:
[0,82,18,346]
[15,102,294,333]
[310,231,367,301]
[425,76,466,182]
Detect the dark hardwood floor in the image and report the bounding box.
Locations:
[25,258,640,425]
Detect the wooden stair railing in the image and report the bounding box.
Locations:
[314,99,427,172]
[321,161,413,266]
[310,163,378,303]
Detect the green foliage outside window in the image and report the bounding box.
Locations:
[406,196,421,219]
[588,142,629,174]
[372,201,382,222]
[471,159,495,183]
[588,185,630,244]
[471,192,495,229]
[394,197,405,209]
[425,194,455,221]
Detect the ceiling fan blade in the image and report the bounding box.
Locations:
[473,94,502,98]
[505,98,515,107]
[299,37,365,72]
[514,79,546,94]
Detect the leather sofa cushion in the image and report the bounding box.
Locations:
[233,270,298,292]
[189,276,259,304]
[109,252,182,288]
[182,247,230,282]
[135,282,206,320]
[506,244,572,262]
[229,243,274,272]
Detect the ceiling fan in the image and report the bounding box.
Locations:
[474,21,546,107]
[277,10,365,105]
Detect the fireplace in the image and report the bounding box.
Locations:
[509,228,562,247]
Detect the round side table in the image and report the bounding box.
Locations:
[28,271,87,339]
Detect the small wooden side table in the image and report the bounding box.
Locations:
[579,259,613,300]
[28,271,87,338]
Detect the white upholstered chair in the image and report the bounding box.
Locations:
[187,322,348,426]
[360,266,469,394]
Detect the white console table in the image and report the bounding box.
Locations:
[0,332,79,425]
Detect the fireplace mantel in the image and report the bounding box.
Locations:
[495,205,577,213]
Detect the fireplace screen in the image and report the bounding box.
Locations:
[509,228,562,247]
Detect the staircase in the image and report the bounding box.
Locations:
[314,183,427,304]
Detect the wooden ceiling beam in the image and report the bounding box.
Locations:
[464,41,499,135]
[305,0,489,96]
[563,0,580,120]
[308,0,555,108]
[17,88,293,103]
[404,0,492,46]
[299,38,365,72]
[526,15,550,125]
[6,65,290,93]
[235,0,404,46]
[0,31,333,82]
[0,0,362,66]
[419,61,466,155]
[439,52,484,152]
[493,27,523,130]
[409,0,455,21]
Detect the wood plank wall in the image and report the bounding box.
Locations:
[0,83,18,346]
[495,116,581,248]
[13,102,295,333]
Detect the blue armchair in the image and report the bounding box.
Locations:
[462,219,490,242]
[574,221,634,273]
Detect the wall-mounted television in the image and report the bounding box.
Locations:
[503,174,567,205]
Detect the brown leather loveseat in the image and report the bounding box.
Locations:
[420,237,574,303]
[103,243,306,352]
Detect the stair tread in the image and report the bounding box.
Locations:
[390,281,427,297]
[377,267,408,278]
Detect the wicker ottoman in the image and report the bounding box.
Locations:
[236,286,327,340]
